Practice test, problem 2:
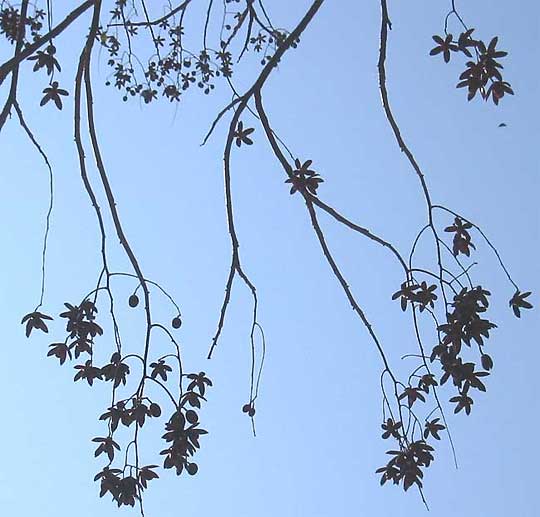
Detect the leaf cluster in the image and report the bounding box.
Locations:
[392,281,438,312]
[377,440,434,491]
[285,159,324,196]
[0,5,44,44]
[430,30,513,104]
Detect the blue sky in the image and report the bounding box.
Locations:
[0,1,538,516]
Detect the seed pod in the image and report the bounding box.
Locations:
[481,354,493,371]
[128,294,139,308]
[172,316,182,329]
[186,410,198,424]
[149,403,162,418]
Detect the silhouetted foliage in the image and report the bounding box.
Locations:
[0,0,534,513]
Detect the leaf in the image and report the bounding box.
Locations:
[40,81,69,110]
[47,343,71,364]
[21,311,53,337]
[509,290,533,318]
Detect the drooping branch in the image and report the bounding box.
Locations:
[254,89,409,274]
[377,0,454,318]
[253,87,407,403]
[207,0,325,359]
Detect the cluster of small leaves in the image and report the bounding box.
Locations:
[0,4,70,111]
[221,0,296,66]
[46,301,103,368]
[93,341,210,507]
[285,159,324,196]
[98,0,252,104]
[94,464,159,508]
[21,288,209,509]
[29,43,60,75]
[377,370,445,491]
[159,372,211,476]
[97,0,298,105]
[381,208,534,494]
[1,1,293,109]
[444,216,475,257]
[100,36,230,103]
[0,4,44,44]
[433,286,494,414]
[378,278,530,490]
[377,438,435,491]
[248,28,299,66]
[26,41,69,110]
[392,281,438,312]
[430,29,513,104]
[100,395,163,434]
[378,359,446,490]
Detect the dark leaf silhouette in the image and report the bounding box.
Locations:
[21,311,52,337]
[377,440,434,491]
[40,81,69,109]
[93,436,121,462]
[418,374,438,394]
[74,360,103,386]
[150,359,173,381]
[28,44,61,75]
[101,356,130,388]
[509,290,533,318]
[445,217,475,257]
[47,342,71,364]
[285,158,324,195]
[450,393,474,415]
[138,465,159,489]
[424,418,445,440]
[186,372,212,397]
[399,387,426,407]
[430,34,458,63]
[233,121,255,146]
[381,418,402,440]
[392,281,419,312]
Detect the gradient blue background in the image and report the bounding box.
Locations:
[0,1,538,516]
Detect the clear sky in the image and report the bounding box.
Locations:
[0,1,538,516]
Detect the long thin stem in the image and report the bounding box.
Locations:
[13,101,54,309]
